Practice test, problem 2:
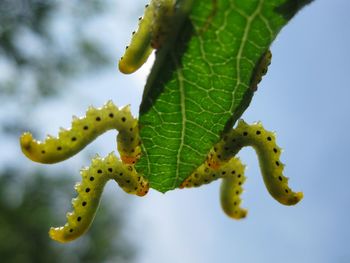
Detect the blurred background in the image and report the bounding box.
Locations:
[0,0,349,262]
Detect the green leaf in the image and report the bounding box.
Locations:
[136,0,313,193]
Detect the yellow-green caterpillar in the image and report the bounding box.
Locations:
[20,101,140,164]
[49,153,148,243]
[20,101,302,242]
[19,0,304,243]
[118,0,176,74]
[180,119,302,220]
[180,157,247,219]
[20,101,149,243]
[214,120,303,205]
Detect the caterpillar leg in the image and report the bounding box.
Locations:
[49,152,149,243]
[180,157,247,219]
[20,101,140,164]
[216,120,303,206]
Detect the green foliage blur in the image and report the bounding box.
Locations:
[0,171,134,263]
[0,0,111,97]
[0,1,136,262]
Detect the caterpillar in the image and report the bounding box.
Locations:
[20,101,148,243]
[180,120,302,220]
[20,101,302,242]
[250,49,272,91]
[215,119,303,205]
[180,157,247,219]
[20,101,140,165]
[118,0,176,74]
[49,153,149,243]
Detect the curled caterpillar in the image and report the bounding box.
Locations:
[20,101,147,243]
[215,119,303,205]
[49,153,149,243]
[118,0,176,74]
[180,157,247,219]
[180,119,302,220]
[20,101,302,242]
[20,101,140,164]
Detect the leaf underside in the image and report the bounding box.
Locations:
[136,0,312,193]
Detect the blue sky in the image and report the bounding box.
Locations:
[2,0,349,262]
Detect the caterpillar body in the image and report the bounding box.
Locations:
[20,101,148,243]
[20,99,302,242]
[214,120,303,205]
[180,120,302,220]
[180,157,247,219]
[49,153,149,243]
[118,0,176,74]
[20,101,140,164]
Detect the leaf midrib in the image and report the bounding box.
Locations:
[173,51,187,188]
[231,0,264,112]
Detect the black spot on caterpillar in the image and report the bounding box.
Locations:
[118,0,176,74]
